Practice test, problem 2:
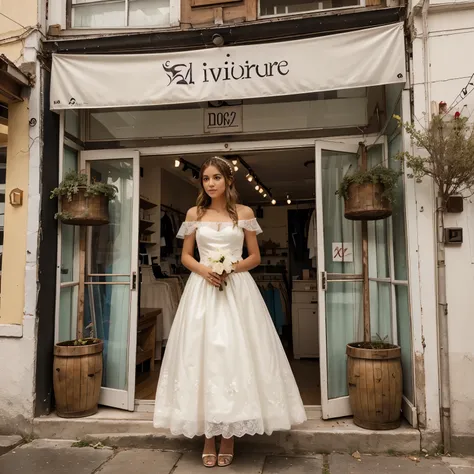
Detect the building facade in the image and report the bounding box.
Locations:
[0,0,473,453]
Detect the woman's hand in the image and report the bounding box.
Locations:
[199,266,223,287]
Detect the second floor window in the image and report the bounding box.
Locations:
[71,0,171,28]
[259,0,362,16]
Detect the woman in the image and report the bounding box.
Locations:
[153,156,306,468]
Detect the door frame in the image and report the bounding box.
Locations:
[55,133,417,420]
[314,140,361,419]
[80,149,140,410]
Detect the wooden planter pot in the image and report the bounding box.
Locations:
[53,339,103,418]
[60,188,109,226]
[346,342,402,430]
[344,183,392,221]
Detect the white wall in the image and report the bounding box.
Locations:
[411,7,474,440]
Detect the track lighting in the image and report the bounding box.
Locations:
[232,160,238,166]
[263,193,267,198]
[255,185,260,191]
[234,166,239,172]
[271,199,276,205]
[246,174,253,182]
[286,195,292,205]
[259,188,264,194]
[174,159,181,168]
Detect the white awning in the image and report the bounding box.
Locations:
[50,22,405,110]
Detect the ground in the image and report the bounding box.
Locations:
[0,439,473,474]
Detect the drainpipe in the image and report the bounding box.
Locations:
[422,0,452,453]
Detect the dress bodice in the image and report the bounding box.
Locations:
[177,219,263,263]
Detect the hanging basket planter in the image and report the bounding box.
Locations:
[344,182,392,221]
[346,342,403,430]
[51,171,118,227]
[337,166,402,222]
[59,187,109,226]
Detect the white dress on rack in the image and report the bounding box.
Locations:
[153,218,307,439]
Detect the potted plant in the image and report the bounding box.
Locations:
[53,333,104,418]
[346,336,403,430]
[337,166,402,221]
[51,170,118,226]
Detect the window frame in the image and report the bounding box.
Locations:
[64,0,180,30]
[257,0,366,19]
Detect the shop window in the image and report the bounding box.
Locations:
[259,0,363,17]
[69,0,171,28]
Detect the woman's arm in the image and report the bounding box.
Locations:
[233,206,261,273]
[181,207,222,287]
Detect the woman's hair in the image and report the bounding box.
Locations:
[196,156,239,225]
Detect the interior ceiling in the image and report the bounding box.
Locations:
[145,148,316,205]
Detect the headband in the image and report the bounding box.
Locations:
[213,156,234,175]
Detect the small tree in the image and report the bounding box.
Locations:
[394,111,474,454]
[394,113,474,207]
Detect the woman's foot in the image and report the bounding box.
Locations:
[202,436,217,468]
[218,436,234,467]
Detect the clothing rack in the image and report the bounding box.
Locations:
[161,204,186,217]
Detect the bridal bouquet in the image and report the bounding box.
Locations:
[207,250,235,291]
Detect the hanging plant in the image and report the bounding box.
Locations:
[51,170,118,226]
[337,166,402,221]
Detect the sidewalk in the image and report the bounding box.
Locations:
[0,439,473,474]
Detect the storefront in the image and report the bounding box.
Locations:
[48,22,419,427]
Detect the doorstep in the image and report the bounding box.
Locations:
[33,407,420,455]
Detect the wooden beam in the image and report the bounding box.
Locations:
[359,142,371,343]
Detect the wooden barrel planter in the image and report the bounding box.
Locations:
[344,183,392,221]
[53,339,103,418]
[60,188,109,226]
[346,342,402,430]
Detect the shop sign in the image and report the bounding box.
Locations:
[332,243,353,263]
[203,106,243,134]
[50,23,405,110]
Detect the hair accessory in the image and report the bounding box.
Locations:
[213,156,233,175]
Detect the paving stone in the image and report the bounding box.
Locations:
[263,455,323,473]
[96,449,180,474]
[0,439,113,474]
[0,436,23,455]
[173,451,265,474]
[328,453,452,474]
[452,469,474,474]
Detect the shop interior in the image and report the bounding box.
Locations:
[134,148,321,405]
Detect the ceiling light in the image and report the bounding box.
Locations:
[234,166,239,172]
[287,194,292,205]
[259,188,264,194]
[232,160,238,166]
[263,193,267,198]
[255,185,260,191]
[271,199,276,205]
[174,159,181,168]
[246,174,253,182]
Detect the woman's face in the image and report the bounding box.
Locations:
[202,165,226,199]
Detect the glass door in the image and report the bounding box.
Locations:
[80,150,140,410]
[315,141,362,419]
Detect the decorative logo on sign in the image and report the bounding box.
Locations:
[163,54,289,87]
[163,61,195,85]
[332,243,353,263]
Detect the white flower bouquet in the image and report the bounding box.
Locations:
[207,250,235,291]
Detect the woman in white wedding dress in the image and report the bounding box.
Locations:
[153,156,306,468]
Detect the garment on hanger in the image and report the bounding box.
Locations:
[307,209,317,268]
[161,212,174,257]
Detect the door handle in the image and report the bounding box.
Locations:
[321,271,327,291]
[131,272,137,290]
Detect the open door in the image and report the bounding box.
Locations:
[315,141,361,419]
[80,149,140,410]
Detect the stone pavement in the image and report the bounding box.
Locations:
[0,439,473,474]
